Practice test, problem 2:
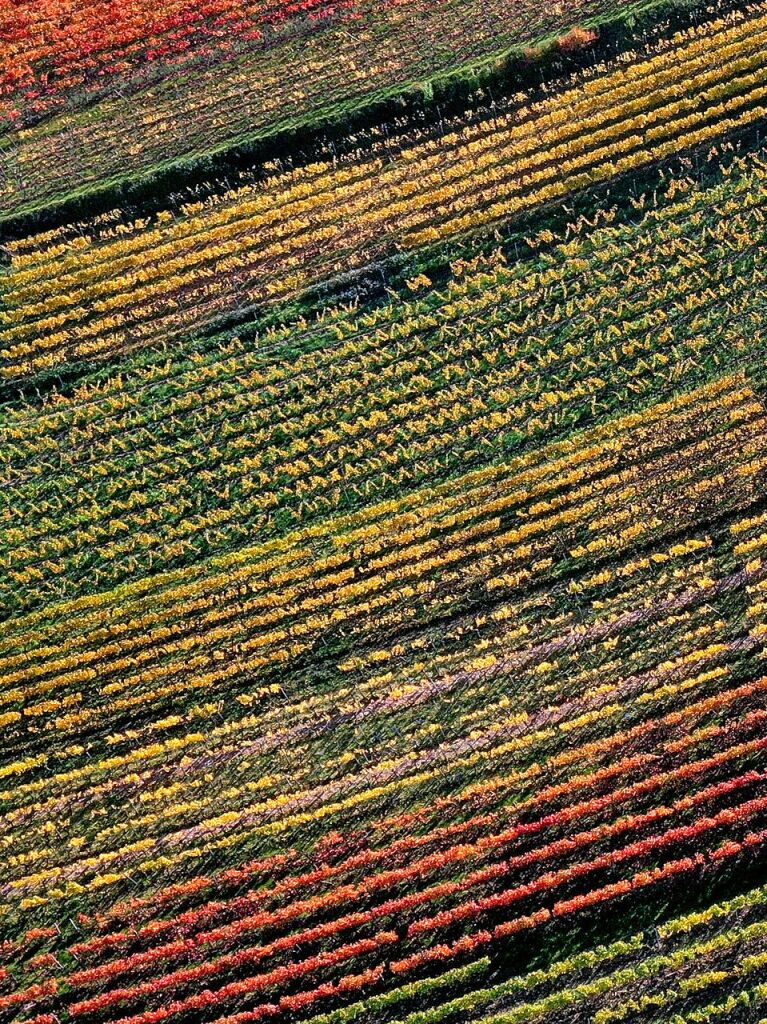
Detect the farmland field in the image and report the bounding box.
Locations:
[2,2,767,1023]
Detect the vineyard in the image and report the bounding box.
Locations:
[2,1,767,1023]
